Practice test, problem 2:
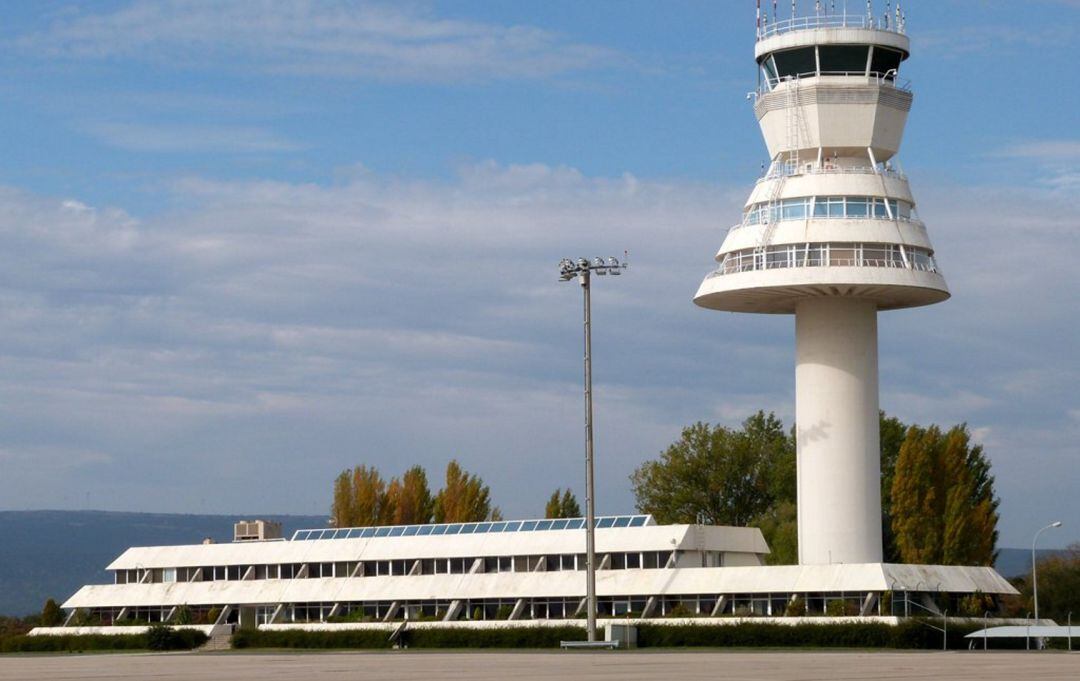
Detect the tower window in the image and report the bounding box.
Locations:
[772,47,817,79]
[818,45,869,75]
[870,47,903,78]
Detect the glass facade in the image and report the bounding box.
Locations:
[742,196,912,227]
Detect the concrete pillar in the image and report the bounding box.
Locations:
[795,297,882,565]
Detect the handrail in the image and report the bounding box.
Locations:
[758,72,912,96]
[728,216,925,235]
[755,164,907,184]
[758,13,905,41]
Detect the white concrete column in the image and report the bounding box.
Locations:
[795,297,882,565]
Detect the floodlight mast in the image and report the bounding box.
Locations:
[557,253,628,643]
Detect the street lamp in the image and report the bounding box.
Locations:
[1032,521,1062,623]
[558,253,628,643]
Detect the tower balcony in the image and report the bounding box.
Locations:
[693,242,949,314]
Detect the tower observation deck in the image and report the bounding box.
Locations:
[694,3,945,566]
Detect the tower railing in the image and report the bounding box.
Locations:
[758,13,904,41]
[758,71,912,97]
[755,163,907,184]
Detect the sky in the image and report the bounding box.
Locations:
[0,0,1077,550]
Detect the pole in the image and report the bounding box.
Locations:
[1032,522,1062,624]
[1033,531,1040,624]
[1068,612,1072,652]
[984,611,988,652]
[943,610,947,651]
[581,270,597,643]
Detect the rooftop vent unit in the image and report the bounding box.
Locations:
[233,519,282,542]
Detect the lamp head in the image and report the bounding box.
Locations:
[1051,521,1063,528]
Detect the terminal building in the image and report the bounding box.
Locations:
[55,515,1013,629]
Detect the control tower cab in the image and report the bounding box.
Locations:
[694,5,946,566]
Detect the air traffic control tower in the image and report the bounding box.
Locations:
[694,5,946,566]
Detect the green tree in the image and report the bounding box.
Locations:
[879,411,908,562]
[751,501,798,565]
[1007,543,1080,622]
[630,412,795,526]
[40,598,64,627]
[890,424,998,565]
[545,489,582,519]
[388,465,434,525]
[433,460,499,523]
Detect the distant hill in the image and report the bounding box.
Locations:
[994,547,1065,580]
[0,510,324,616]
[0,510,1062,617]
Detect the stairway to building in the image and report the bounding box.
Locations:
[199,625,234,652]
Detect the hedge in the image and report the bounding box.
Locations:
[1,627,207,653]
[406,626,586,648]
[228,620,1028,651]
[232,628,393,650]
[232,626,587,650]
[637,620,1014,650]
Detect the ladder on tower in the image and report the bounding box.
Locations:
[756,77,803,258]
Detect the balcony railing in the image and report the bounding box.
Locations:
[757,13,905,41]
[757,71,912,97]
[755,163,907,184]
[707,243,938,278]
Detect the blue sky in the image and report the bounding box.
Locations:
[0,0,1077,549]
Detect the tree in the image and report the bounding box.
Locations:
[433,460,500,523]
[890,424,999,566]
[330,464,391,527]
[388,465,434,525]
[751,501,798,565]
[630,412,795,526]
[545,489,582,519]
[40,598,63,627]
[879,411,908,562]
[330,470,356,528]
[1006,543,1080,622]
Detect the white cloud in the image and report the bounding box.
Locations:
[994,140,1080,160]
[917,25,1074,57]
[14,0,621,82]
[88,122,304,153]
[0,165,1075,544]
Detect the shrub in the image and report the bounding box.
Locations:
[205,607,221,626]
[405,626,586,648]
[637,620,1004,650]
[639,622,893,648]
[825,600,847,617]
[669,603,696,618]
[41,599,64,627]
[879,591,893,615]
[173,605,193,625]
[495,605,514,620]
[231,629,393,650]
[784,597,806,617]
[0,628,206,653]
[230,626,587,650]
